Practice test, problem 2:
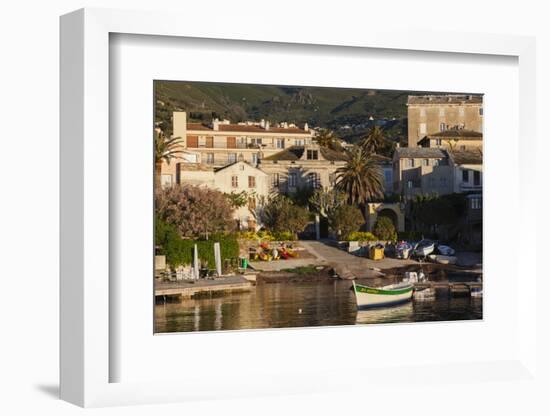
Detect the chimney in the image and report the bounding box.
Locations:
[304,122,309,132]
[212,118,220,131]
[260,119,265,128]
[173,111,187,145]
[265,121,270,131]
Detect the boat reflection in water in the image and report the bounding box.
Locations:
[155,281,482,333]
[355,302,414,325]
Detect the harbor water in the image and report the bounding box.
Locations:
[155,280,482,333]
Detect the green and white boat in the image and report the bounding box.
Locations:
[352,281,414,309]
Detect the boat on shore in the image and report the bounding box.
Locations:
[395,241,413,259]
[427,254,457,265]
[352,281,414,309]
[413,239,435,258]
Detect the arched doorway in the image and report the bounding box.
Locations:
[377,208,399,230]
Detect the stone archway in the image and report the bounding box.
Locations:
[366,203,405,233]
[377,208,399,230]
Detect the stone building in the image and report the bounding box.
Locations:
[407,95,483,147]
[258,144,347,193]
[392,147,454,197]
[448,149,483,194]
[417,129,482,151]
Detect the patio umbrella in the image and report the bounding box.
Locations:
[193,244,199,279]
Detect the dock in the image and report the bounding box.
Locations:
[155,275,253,299]
[413,280,482,296]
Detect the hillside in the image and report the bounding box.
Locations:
[154,81,451,143]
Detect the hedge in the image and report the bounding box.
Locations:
[156,217,239,268]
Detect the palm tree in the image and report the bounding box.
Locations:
[314,128,343,152]
[359,125,386,154]
[335,147,384,206]
[155,131,184,190]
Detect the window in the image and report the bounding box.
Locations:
[435,139,442,146]
[228,153,237,163]
[239,163,245,171]
[406,159,415,168]
[462,169,469,183]
[422,159,429,167]
[231,175,238,188]
[419,123,427,135]
[248,176,256,188]
[479,108,483,116]
[276,139,284,149]
[473,171,481,186]
[307,150,319,160]
[307,172,320,189]
[271,173,280,187]
[295,139,304,146]
[206,153,215,164]
[288,172,297,188]
[471,197,482,210]
[251,153,258,165]
[406,180,413,189]
[420,108,426,117]
[439,108,445,117]
[439,122,446,132]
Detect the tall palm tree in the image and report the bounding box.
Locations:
[314,128,343,152]
[335,147,384,206]
[155,131,184,190]
[360,125,387,154]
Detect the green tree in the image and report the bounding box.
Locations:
[154,130,184,190]
[314,128,344,152]
[360,126,386,153]
[309,188,347,219]
[260,195,310,238]
[373,216,397,241]
[335,147,384,206]
[328,204,364,240]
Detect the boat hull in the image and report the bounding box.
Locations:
[353,282,414,309]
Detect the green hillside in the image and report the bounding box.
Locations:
[154,81,455,144]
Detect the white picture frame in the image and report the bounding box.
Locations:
[60,8,539,408]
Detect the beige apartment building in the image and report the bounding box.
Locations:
[417,130,482,150]
[407,95,483,147]
[259,144,347,193]
[172,111,314,168]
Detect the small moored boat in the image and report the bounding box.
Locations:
[395,241,413,259]
[427,254,457,265]
[413,239,435,258]
[352,281,414,309]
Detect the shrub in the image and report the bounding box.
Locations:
[272,231,297,241]
[155,185,236,238]
[328,204,364,240]
[373,216,397,241]
[156,217,239,269]
[260,196,310,238]
[347,231,378,242]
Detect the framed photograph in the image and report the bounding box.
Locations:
[60,8,539,408]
